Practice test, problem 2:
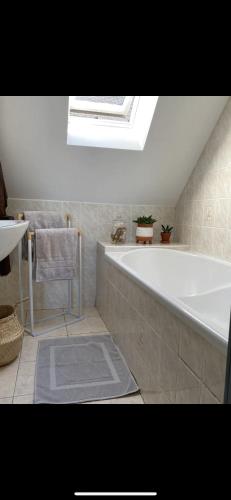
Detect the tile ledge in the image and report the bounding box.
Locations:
[98,241,190,251]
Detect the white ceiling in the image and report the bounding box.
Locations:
[0,95,229,206]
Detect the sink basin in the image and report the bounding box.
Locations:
[0,220,29,261]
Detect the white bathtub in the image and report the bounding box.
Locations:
[105,248,231,351]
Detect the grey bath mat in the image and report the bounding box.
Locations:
[34,334,138,404]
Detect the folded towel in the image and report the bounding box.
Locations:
[35,228,78,282]
[22,211,66,260]
[24,211,66,231]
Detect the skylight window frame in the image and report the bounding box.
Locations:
[69,96,134,117]
[67,96,159,151]
[69,97,140,129]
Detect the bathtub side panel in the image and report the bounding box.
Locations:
[96,249,226,404]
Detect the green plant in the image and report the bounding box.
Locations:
[161,225,174,233]
[133,215,157,225]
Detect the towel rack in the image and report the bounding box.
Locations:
[17,213,84,337]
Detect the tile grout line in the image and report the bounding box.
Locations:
[12,334,24,401]
[13,393,34,402]
[67,330,109,337]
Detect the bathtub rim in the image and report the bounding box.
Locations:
[103,246,229,354]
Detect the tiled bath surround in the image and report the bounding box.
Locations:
[175,97,231,259]
[96,244,227,404]
[0,198,175,308]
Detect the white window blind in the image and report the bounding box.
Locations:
[74,96,126,106]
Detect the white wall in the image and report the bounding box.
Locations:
[0,96,229,205]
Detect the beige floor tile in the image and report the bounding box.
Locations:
[31,326,67,339]
[0,398,13,404]
[25,325,67,338]
[24,310,67,338]
[69,307,100,318]
[26,309,64,321]
[67,317,108,336]
[200,386,219,404]
[66,318,94,335]
[87,317,109,333]
[13,394,34,404]
[84,307,100,318]
[14,362,35,397]
[85,394,144,404]
[175,387,201,404]
[0,358,19,398]
[20,336,39,362]
[142,391,174,404]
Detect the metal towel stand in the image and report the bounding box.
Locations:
[17,213,84,337]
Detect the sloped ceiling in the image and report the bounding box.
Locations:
[0,95,229,206]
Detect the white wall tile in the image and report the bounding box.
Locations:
[175,99,231,262]
[2,199,175,308]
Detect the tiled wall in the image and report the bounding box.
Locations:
[0,198,175,308]
[175,97,231,259]
[96,245,226,404]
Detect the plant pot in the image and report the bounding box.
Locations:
[136,224,154,244]
[161,232,171,244]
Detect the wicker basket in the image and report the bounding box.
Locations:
[0,305,24,366]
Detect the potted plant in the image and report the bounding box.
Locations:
[160,225,174,244]
[133,215,157,244]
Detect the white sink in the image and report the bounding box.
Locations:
[0,220,29,261]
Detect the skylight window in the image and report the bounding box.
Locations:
[69,96,137,124]
[70,96,134,118]
[67,96,159,150]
